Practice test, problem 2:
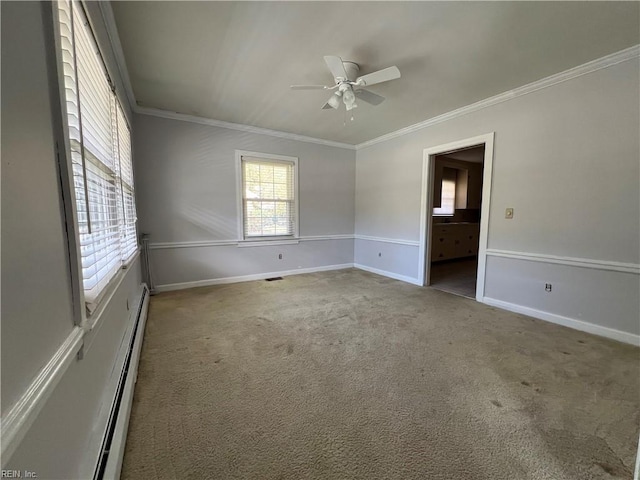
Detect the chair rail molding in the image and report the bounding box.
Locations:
[354,235,420,247]
[149,234,355,250]
[1,327,85,464]
[486,249,640,275]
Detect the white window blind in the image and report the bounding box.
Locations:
[434,168,456,216]
[241,156,296,238]
[57,0,138,309]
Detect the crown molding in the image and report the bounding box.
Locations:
[98,1,137,117]
[356,44,640,150]
[134,106,356,150]
[104,9,637,154]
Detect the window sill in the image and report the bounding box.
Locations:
[84,249,140,332]
[237,238,299,248]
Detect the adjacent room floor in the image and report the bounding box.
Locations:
[430,257,478,298]
[122,269,639,480]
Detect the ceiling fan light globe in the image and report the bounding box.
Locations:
[327,94,340,109]
[343,89,355,104]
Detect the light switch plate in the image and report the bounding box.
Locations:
[505,208,514,219]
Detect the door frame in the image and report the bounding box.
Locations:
[418,133,495,301]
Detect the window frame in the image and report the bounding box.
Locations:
[235,150,300,243]
[51,0,139,325]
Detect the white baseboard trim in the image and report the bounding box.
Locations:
[1,326,84,464]
[102,285,150,480]
[354,263,422,286]
[482,297,640,347]
[155,263,354,292]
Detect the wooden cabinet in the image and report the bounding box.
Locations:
[430,223,480,262]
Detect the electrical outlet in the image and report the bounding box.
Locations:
[278,253,283,260]
[505,208,514,219]
[545,283,552,292]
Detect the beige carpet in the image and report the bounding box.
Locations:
[122,269,639,479]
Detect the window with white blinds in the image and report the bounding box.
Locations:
[57,0,138,308]
[434,168,457,216]
[239,154,298,239]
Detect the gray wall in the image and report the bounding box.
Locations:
[134,113,356,287]
[1,1,76,415]
[1,3,144,477]
[355,57,640,338]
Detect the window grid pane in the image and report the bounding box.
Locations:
[242,157,295,238]
[434,178,456,216]
[57,0,138,307]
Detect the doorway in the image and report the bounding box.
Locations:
[418,133,495,301]
[429,146,484,297]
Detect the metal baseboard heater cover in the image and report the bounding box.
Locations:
[93,285,148,480]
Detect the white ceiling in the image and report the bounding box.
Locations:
[112,1,639,145]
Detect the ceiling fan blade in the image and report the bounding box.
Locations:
[291,85,328,90]
[355,89,385,106]
[324,55,348,81]
[356,66,401,87]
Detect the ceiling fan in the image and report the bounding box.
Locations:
[291,55,401,112]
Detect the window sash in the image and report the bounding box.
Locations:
[434,168,457,216]
[241,157,296,238]
[57,0,137,308]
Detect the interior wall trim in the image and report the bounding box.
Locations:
[356,44,640,150]
[354,235,420,247]
[353,263,422,286]
[154,263,354,292]
[486,249,640,275]
[149,235,355,250]
[105,4,637,155]
[135,106,356,150]
[301,234,354,242]
[97,1,137,117]
[0,326,85,464]
[482,297,640,346]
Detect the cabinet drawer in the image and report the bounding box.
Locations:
[431,235,455,261]
[433,226,452,235]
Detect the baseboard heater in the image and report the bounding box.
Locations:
[93,285,149,480]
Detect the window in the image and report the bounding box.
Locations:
[57,0,138,309]
[237,152,298,239]
[433,168,456,216]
